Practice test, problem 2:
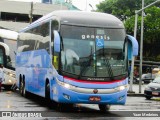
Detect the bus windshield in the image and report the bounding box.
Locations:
[60,25,127,81]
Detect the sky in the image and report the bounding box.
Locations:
[72,0,104,11]
[8,0,104,11]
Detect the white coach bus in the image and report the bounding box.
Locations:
[0,29,17,89]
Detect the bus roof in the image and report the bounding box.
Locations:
[0,29,18,40]
[53,11,124,28]
[21,10,124,32]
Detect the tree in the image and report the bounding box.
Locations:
[97,0,160,61]
[125,6,160,61]
[97,0,157,21]
[144,7,160,61]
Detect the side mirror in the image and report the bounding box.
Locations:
[54,30,61,52]
[127,35,139,60]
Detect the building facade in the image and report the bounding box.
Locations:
[0,0,79,31]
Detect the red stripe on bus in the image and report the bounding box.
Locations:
[64,76,126,84]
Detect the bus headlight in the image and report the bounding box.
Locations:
[64,83,71,89]
[119,86,125,91]
[116,85,127,91]
[56,78,76,90]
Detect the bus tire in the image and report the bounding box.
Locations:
[20,79,28,97]
[20,80,24,96]
[58,103,73,112]
[145,96,152,100]
[98,104,110,112]
[45,82,50,101]
[22,81,28,98]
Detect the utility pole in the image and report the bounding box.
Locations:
[128,10,138,93]
[29,1,33,24]
[139,0,144,93]
[131,0,160,93]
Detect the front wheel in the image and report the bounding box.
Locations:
[58,103,74,112]
[145,96,152,100]
[98,104,110,112]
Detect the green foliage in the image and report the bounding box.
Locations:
[97,0,158,21]
[125,6,160,61]
[144,6,160,37]
[97,0,160,61]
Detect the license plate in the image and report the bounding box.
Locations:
[152,92,159,96]
[89,96,101,102]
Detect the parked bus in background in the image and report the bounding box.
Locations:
[16,10,138,112]
[0,29,17,89]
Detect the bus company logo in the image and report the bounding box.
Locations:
[93,89,98,94]
[87,78,104,81]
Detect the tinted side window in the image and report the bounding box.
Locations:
[34,22,50,53]
[18,22,50,53]
[51,20,59,51]
[18,29,35,52]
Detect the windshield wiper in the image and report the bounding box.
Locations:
[78,57,91,79]
[105,58,114,79]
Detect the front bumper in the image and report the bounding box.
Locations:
[144,90,160,97]
[51,83,127,105]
